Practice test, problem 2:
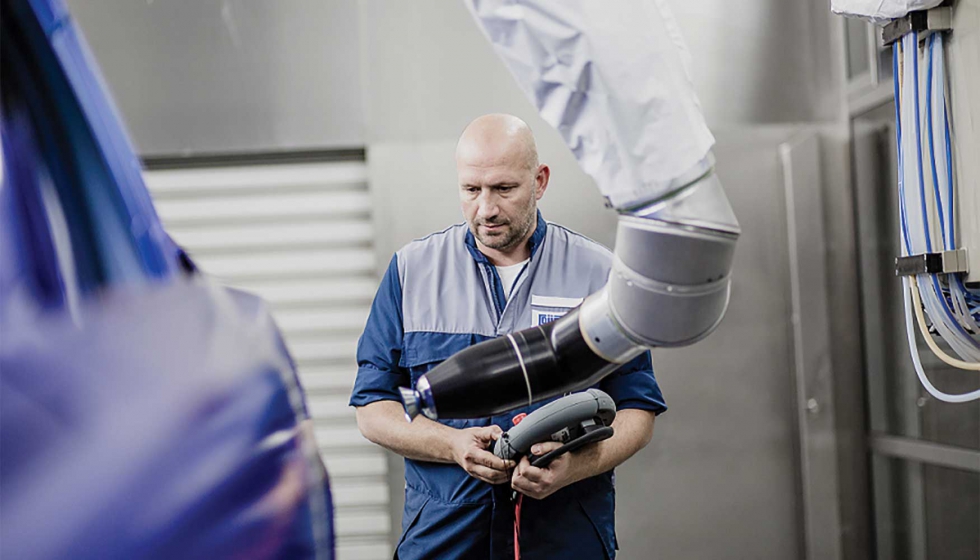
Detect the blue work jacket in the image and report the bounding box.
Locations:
[350,212,666,560]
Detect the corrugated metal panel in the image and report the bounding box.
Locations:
[164,221,374,253]
[315,426,377,450]
[155,191,372,224]
[290,337,364,364]
[144,162,368,194]
[146,160,391,560]
[324,454,388,478]
[231,278,377,308]
[336,543,394,560]
[299,365,360,393]
[194,249,376,280]
[335,511,392,538]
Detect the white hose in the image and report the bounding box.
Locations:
[919,278,980,360]
[910,277,980,371]
[950,279,980,335]
[903,277,980,402]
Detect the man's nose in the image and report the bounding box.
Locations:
[477,191,499,219]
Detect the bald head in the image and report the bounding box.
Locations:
[456,113,539,172]
[455,114,550,264]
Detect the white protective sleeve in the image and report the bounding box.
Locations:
[831,0,944,22]
[463,0,715,210]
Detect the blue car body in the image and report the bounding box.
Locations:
[0,0,334,557]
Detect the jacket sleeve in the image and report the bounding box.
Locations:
[598,351,667,414]
[349,255,409,406]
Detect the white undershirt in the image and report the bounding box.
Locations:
[496,259,529,299]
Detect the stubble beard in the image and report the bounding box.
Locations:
[474,204,536,252]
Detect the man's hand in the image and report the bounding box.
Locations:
[511,441,585,500]
[451,425,515,485]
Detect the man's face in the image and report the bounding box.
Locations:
[457,155,543,253]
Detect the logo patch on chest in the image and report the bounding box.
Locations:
[530,295,584,326]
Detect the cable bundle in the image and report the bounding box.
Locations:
[894,31,980,402]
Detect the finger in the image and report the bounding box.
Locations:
[475,425,504,440]
[466,464,497,483]
[521,466,550,484]
[518,462,546,484]
[516,455,531,476]
[511,474,539,497]
[513,470,551,500]
[469,464,510,484]
[469,448,513,471]
[530,441,563,456]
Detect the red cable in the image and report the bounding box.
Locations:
[513,494,523,560]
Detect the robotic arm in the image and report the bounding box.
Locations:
[401,0,740,420]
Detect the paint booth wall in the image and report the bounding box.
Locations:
[66,0,365,155]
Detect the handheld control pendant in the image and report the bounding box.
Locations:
[493,389,616,468]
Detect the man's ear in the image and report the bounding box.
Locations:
[535,164,551,200]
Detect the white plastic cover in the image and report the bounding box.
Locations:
[831,0,944,22]
[463,0,715,210]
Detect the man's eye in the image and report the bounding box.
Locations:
[497,187,514,193]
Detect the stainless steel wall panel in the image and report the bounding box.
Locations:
[781,130,843,560]
[614,126,807,560]
[65,0,365,156]
[947,0,980,283]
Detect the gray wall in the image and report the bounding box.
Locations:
[361,0,843,258]
[615,125,808,559]
[948,0,980,282]
[358,0,622,262]
[67,0,364,156]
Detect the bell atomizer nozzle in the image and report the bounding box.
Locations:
[400,305,639,420]
[399,377,436,421]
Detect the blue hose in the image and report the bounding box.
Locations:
[893,44,913,254]
[912,32,933,254]
[939,34,955,250]
[925,34,947,248]
[944,103,955,249]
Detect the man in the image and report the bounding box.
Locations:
[350,114,666,560]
